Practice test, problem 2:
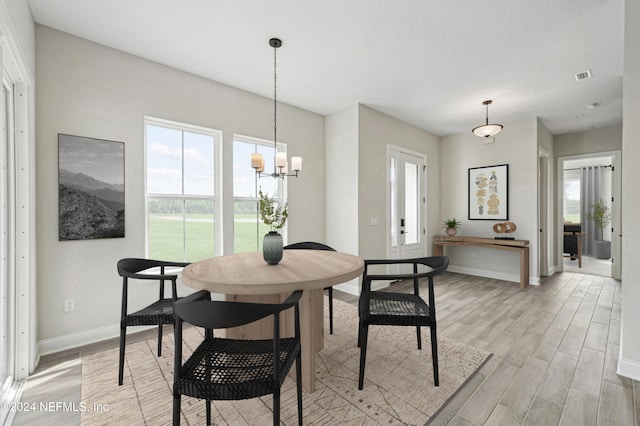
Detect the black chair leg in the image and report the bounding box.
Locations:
[173,395,180,426]
[430,326,439,386]
[358,325,369,390]
[327,287,334,334]
[118,325,126,386]
[296,353,303,426]
[157,322,163,356]
[416,326,422,350]
[273,390,281,426]
[206,400,211,425]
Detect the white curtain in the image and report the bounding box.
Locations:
[580,166,605,256]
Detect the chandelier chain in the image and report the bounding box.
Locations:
[273,44,277,156]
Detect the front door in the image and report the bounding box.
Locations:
[388,146,426,262]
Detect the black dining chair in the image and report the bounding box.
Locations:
[116,258,189,386]
[172,289,303,426]
[357,256,449,390]
[284,241,337,334]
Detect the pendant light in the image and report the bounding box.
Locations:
[251,38,302,178]
[472,100,503,138]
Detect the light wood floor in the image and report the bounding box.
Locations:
[14,270,639,425]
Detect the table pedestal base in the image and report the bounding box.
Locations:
[226,288,324,393]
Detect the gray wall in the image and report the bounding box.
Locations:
[620,0,640,380]
[36,26,325,351]
[441,117,540,284]
[357,105,440,261]
[325,104,440,293]
[325,104,359,256]
[555,124,622,157]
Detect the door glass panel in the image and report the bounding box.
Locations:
[404,162,419,244]
[390,157,397,248]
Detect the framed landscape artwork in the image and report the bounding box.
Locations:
[468,164,508,220]
[58,134,125,240]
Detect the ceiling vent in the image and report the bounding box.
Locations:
[575,70,592,81]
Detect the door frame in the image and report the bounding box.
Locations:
[538,148,550,276]
[386,144,427,261]
[0,9,36,422]
[556,150,621,279]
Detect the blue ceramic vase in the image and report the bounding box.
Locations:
[263,231,283,265]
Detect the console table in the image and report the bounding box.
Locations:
[433,236,530,288]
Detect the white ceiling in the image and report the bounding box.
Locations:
[27,0,624,137]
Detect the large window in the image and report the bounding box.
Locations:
[233,136,285,253]
[145,118,221,262]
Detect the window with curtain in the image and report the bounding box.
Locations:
[145,118,221,262]
[563,169,581,223]
[233,136,285,253]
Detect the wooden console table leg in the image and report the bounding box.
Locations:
[520,247,529,288]
[576,234,583,268]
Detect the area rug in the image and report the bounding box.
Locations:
[81,297,491,425]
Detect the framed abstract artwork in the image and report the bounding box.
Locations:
[58,134,125,240]
[468,164,508,220]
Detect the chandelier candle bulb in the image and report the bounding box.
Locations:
[276,152,287,168]
[251,153,263,169]
[291,156,302,171]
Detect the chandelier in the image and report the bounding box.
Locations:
[472,100,503,138]
[251,38,302,179]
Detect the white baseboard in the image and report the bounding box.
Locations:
[617,319,640,381]
[335,278,360,295]
[37,323,155,357]
[618,356,640,381]
[335,277,393,295]
[448,265,540,286]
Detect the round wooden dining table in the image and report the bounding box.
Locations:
[181,249,364,393]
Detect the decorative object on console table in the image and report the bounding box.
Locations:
[259,188,288,264]
[468,164,508,220]
[442,218,461,236]
[493,221,517,240]
[587,199,611,259]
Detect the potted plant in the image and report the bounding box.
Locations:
[442,218,461,237]
[587,199,611,259]
[259,188,288,264]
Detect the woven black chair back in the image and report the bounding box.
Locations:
[172,290,303,426]
[357,256,449,390]
[284,241,337,334]
[116,258,189,386]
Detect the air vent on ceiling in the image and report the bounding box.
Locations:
[575,70,592,81]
